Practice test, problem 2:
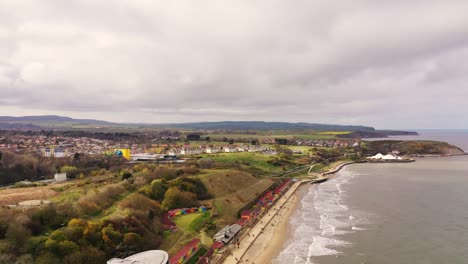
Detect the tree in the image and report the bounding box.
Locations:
[274,138,288,145]
[150,180,167,200]
[122,172,133,180]
[6,215,31,252]
[101,224,122,248]
[186,134,201,141]
[161,187,197,211]
[57,240,79,257]
[73,153,81,162]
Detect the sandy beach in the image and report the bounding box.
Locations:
[223,181,305,264]
[222,163,354,264]
[241,185,304,263]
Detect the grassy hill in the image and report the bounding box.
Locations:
[198,169,275,223]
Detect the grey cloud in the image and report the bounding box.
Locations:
[1,0,468,128]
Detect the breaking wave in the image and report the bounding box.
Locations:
[273,168,369,264]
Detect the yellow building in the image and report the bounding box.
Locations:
[114,148,131,160]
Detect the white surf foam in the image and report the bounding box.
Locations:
[274,168,370,264]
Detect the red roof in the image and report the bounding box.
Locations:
[212,241,224,250]
[236,218,248,226]
[169,239,201,264]
[162,213,175,227]
[241,210,251,217]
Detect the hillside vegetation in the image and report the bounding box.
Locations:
[199,170,275,224]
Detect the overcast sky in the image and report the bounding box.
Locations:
[1,1,468,129]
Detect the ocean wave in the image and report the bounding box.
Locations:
[274,169,369,263]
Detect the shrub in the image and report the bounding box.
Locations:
[149,180,167,200]
[57,240,79,257]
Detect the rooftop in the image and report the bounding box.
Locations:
[107,250,169,264]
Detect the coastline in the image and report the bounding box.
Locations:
[223,148,468,263]
[240,185,304,263]
[227,162,353,264]
[222,161,366,264]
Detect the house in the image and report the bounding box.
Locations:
[180,148,203,155]
[54,147,66,158]
[205,147,221,154]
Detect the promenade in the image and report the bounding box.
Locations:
[223,180,306,264]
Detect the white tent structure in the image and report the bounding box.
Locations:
[382,154,397,160]
[368,153,384,160]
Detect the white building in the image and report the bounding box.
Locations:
[180,148,203,155]
[131,153,163,161]
[223,146,238,153]
[168,149,179,156]
[54,173,67,182]
[205,147,221,154]
[108,250,169,264]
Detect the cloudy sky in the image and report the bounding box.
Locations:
[1,0,468,129]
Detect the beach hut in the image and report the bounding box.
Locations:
[241,210,252,220]
[212,241,224,253]
[169,239,201,264]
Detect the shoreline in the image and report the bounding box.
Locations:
[240,185,305,263]
[223,181,306,264]
[224,162,351,264]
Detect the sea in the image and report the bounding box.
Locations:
[274,130,468,264]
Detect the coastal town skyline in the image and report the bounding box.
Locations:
[1,1,468,129]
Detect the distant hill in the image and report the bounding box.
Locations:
[0,115,114,125]
[148,121,376,131]
[0,116,377,131]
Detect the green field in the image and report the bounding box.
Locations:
[201,152,284,173]
[200,132,338,140]
[173,213,211,233]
